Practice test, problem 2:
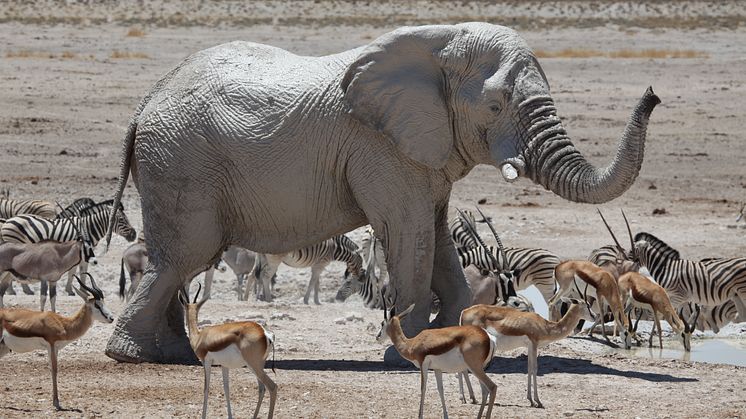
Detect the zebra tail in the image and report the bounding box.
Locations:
[119,258,126,299]
[106,120,137,250]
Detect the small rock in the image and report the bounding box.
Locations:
[477,198,487,204]
[652,208,667,215]
[563,412,574,417]
[334,317,347,325]
[59,149,68,155]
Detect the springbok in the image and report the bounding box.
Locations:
[549,260,635,348]
[0,274,113,409]
[179,284,277,419]
[618,271,700,351]
[459,298,596,408]
[377,295,498,419]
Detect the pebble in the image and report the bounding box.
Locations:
[270,312,295,321]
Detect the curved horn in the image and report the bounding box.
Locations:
[678,307,689,333]
[83,272,103,299]
[597,208,624,251]
[621,209,635,252]
[475,206,511,271]
[193,283,202,304]
[74,274,96,297]
[688,304,701,332]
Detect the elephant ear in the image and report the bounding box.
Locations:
[341,26,459,169]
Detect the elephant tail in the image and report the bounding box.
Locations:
[106,120,137,250]
[119,258,127,299]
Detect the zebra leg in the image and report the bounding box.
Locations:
[732,295,746,322]
[306,263,328,305]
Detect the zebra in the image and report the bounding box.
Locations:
[679,300,739,334]
[243,234,365,304]
[632,232,746,319]
[0,201,137,296]
[456,245,558,306]
[449,209,490,250]
[0,195,56,219]
[56,197,97,218]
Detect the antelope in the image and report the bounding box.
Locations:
[0,274,113,410]
[179,284,277,419]
[0,237,95,311]
[618,271,700,351]
[459,298,596,408]
[549,260,635,348]
[457,292,535,405]
[376,295,498,419]
[119,235,147,302]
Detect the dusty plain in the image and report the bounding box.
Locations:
[0,1,745,418]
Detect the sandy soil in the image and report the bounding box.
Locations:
[1,1,745,418]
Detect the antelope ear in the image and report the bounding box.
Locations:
[341,25,460,169]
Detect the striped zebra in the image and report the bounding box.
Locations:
[632,232,746,319]
[335,227,386,308]
[457,245,558,305]
[1,202,137,294]
[679,300,739,333]
[243,234,364,304]
[56,197,97,218]
[449,210,490,250]
[0,195,56,219]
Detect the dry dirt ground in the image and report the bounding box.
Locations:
[1,1,746,418]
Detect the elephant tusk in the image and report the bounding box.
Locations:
[500,163,519,182]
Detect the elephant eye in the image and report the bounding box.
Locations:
[489,104,502,113]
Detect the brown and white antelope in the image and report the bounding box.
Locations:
[179,284,277,419]
[459,298,596,408]
[377,296,498,419]
[618,271,700,351]
[549,260,635,348]
[0,274,113,410]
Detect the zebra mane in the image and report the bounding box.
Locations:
[634,232,681,260]
[335,234,359,251]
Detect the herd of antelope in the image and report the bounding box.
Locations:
[1,191,745,418]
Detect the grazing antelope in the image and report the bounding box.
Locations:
[549,260,635,348]
[679,300,737,333]
[0,275,113,410]
[377,296,498,419]
[618,271,699,351]
[0,237,96,311]
[179,284,277,419]
[459,298,596,408]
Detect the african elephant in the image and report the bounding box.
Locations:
[105,23,659,364]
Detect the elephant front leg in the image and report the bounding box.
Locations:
[430,205,471,328]
[377,212,436,366]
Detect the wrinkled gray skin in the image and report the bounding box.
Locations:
[105,23,659,363]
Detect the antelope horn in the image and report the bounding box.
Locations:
[82,272,103,299]
[621,209,635,252]
[193,283,202,304]
[597,208,625,252]
[74,274,96,297]
[688,304,701,332]
[678,307,689,333]
[380,289,387,319]
[475,206,510,272]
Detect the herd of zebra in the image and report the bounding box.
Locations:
[2,190,745,342]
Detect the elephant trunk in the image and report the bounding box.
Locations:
[520,87,660,204]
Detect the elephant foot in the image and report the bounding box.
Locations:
[106,324,197,364]
[383,346,414,368]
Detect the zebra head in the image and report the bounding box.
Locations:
[112,206,137,242]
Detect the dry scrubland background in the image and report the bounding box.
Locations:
[0,1,745,418]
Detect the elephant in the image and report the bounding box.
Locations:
[104,22,660,364]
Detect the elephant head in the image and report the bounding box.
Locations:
[341,23,660,203]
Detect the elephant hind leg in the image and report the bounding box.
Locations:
[106,209,225,363]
